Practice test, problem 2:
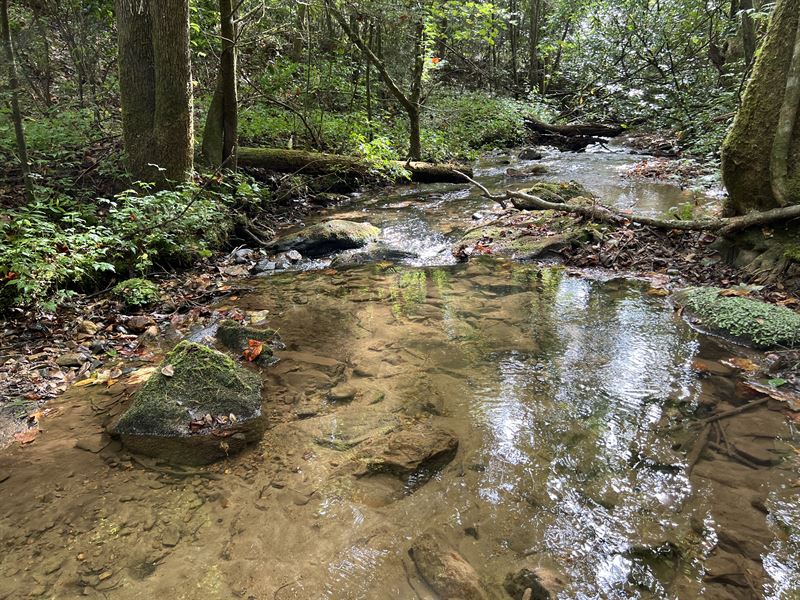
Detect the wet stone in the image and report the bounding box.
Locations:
[409,532,489,600]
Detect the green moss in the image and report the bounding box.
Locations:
[784,245,800,263]
[113,278,160,307]
[267,220,381,257]
[526,181,591,203]
[677,287,800,348]
[115,341,262,437]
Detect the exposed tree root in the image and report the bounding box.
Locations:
[455,171,800,237]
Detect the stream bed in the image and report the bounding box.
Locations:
[0,146,797,600]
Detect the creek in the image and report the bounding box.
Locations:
[0,145,797,600]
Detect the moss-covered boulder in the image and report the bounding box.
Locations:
[675,287,800,348]
[215,319,281,365]
[265,219,380,257]
[114,341,265,465]
[453,212,592,261]
[513,181,591,207]
[113,278,160,307]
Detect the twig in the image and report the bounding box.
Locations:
[698,397,770,425]
[686,424,711,475]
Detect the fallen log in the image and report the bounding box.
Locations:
[237,148,472,183]
[524,117,625,138]
[454,170,800,236]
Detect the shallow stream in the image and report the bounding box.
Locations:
[0,146,797,600]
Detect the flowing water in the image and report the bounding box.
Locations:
[0,146,798,600]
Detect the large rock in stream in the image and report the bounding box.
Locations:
[265,219,380,257]
[674,286,800,348]
[113,341,265,465]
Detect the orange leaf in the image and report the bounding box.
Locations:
[15,429,38,445]
[243,339,264,362]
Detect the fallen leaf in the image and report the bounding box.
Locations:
[243,339,263,362]
[73,377,97,387]
[127,366,157,385]
[161,365,175,377]
[14,429,38,445]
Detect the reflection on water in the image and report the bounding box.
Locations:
[0,149,796,600]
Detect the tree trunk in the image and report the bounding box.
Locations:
[116,0,156,182]
[721,0,800,214]
[1,0,33,201]
[202,0,238,169]
[151,0,193,182]
[527,0,542,93]
[237,147,472,183]
[326,1,424,159]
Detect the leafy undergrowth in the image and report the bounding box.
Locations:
[238,90,543,162]
[0,176,273,313]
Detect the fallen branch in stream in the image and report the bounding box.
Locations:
[454,171,800,236]
[697,397,770,425]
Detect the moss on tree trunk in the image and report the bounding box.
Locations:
[721,0,800,215]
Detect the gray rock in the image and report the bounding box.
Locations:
[265,220,380,257]
[285,250,302,262]
[232,248,255,263]
[254,259,277,273]
[518,147,544,160]
[56,353,85,367]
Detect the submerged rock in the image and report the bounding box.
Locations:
[453,221,589,262]
[329,244,418,268]
[674,286,800,348]
[410,532,490,600]
[504,567,565,600]
[265,219,380,257]
[349,422,458,478]
[113,341,265,465]
[216,319,282,364]
[506,164,549,178]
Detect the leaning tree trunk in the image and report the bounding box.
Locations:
[721,0,800,215]
[150,0,193,182]
[0,0,33,201]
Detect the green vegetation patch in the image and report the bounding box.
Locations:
[113,278,160,307]
[115,341,262,437]
[676,287,800,348]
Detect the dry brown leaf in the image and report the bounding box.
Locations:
[14,429,38,445]
[721,357,759,372]
[743,381,800,411]
[161,365,175,377]
[646,287,670,297]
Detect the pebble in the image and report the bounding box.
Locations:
[161,525,181,547]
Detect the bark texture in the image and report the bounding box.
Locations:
[721,0,800,214]
[115,0,193,185]
[237,148,472,183]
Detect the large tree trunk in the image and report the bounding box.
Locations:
[0,0,33,201]
[115,0,193,185]
[721,0,800,215]
[115,0,156,182]
[150,0,193,182]
[237,148,472,183]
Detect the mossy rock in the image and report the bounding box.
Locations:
[265,219,380,257]
[114,341,264,464]
[113,278,160,307]
[675,287,800,348]
[215,319,281,365]
[515,181,591,206]
[453,215,591,261]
